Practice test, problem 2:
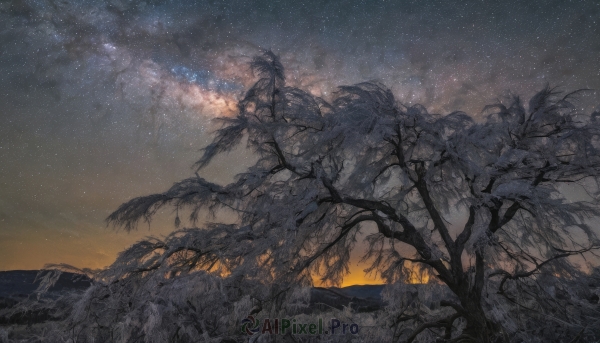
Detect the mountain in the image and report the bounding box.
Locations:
[0,270,92,325]
[330,284,385,300]
[310,285,385,313]
[0,270,91,299]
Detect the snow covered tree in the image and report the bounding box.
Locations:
[105,51,600,342]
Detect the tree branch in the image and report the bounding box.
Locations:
[414,162,454,249]
[404,313,462,343]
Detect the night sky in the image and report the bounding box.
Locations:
[1,0,599,284]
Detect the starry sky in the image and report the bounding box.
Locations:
[1,0,599,284]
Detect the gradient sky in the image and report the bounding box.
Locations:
[1,0,599,285]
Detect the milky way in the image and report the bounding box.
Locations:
[1,0,599,281]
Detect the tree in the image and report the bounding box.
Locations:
[105,51,600,342]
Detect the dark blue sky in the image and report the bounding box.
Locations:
[1,0,599,271]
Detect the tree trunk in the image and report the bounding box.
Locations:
[459,293,504,343]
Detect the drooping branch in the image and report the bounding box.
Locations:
[372,215,454,285]
[294,214,375,275]
[491,245,600,298]
[106,177,230,231]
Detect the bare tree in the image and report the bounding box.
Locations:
[106,51,600,342]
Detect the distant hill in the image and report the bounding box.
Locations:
[0,270,92,325]
[330,284,385,299]
[0,270,91,299]
[310,285,385,312]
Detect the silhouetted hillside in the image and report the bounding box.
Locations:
[0,270,92,325]
[309,285,385,313]
[0,270,91,299]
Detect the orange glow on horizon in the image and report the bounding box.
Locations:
[311,261,431,287]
